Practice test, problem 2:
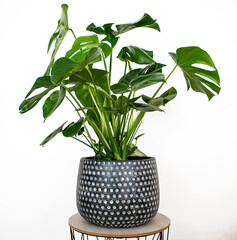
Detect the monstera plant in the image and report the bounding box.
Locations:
[19,4,220,160]
[19,4,221,228]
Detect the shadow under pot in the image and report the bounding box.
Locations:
[76,156,160,228]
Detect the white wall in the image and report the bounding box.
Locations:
[0,0,236,239]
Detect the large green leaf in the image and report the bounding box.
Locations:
[115,13,160,34]
[74,68,109,107]
[119,69,141,84]
[111,64,165,94]
[62,118,84,137]
[130,72,165,91]
[40,122,67,146]
[45,4,69,76]
[142,87,177,107]
[139,62,166,75]
[87,13,160,37]
[75,84,95,107]
[169,46,220,100]
[130,103,163,112]
[42,87,66,120]
[118,63,165,84]
[25,76,55,99]
[65,34,111,63]
[51,57,78,84]
[111,82,129,94]
[19,88,51,114]
[65,35,99,57]
[117,46,154,64]
[51,47,102,84]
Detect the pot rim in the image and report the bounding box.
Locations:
[80,156,155,162]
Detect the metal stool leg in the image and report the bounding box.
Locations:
[160,231,164,240]
[167,227,170,240]
[70,227,75,240]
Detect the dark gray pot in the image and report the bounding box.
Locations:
[76,156,160,228]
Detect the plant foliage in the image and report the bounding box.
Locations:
[19,4,221,160]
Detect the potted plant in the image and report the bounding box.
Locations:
[19,4,220,228]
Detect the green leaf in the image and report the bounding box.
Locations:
[86,23,105,34]
[115,13,160,35]
[169,46,220,100]
[102,35,119,48]
[142,87,177,107]
[74,35,99,47]
[62,118,84,137]
[45,4,69,76]
[42,87,66,120]
[19,88,51,114]
[119,69,142,84]
[99,42,112,58]
[51,48,102,84]
[74,68,110,107]
[118,63,166,84]
[139,62,166,75]
[111,82,129,94]
[130,103,163,112]
[130,73,165,91]
[117,46,154,64]
[40,122,67,146]
[66,34,111,63]
[86,13,160,37]
[75,84,94,107]
[51,57,78,84]
[47,32,59,53]
[25,76,55,98]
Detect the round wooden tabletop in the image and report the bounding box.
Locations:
[69,213,170,238]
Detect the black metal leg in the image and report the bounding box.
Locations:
[160,232,164,240]
[70,227,75,240]
[152,233,157,240]
[166,227,170,240]
[156,233,161,240]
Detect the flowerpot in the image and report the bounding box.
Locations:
[76,156,160,228]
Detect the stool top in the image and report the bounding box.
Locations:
[68,213,170,238]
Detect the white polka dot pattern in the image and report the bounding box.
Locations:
[76,157,159,228]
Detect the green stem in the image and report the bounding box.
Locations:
[65,96,81,118]
[71,136,94,149]
[65,96,93,147]
[101,52,108,72]
[123,65,178,155]
[149,65,177,103]
[69,28,77,39]
[61,84,97,151]
[109,49,113,84]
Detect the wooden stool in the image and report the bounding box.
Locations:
[68,213,170,240]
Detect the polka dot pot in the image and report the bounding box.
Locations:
[76,157,160,228]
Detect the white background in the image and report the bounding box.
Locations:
[0,0,237,239]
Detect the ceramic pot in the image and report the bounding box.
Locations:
[76,156,159,228]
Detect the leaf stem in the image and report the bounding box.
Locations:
[149,65,177,103]
[69,28,77,39]
[71,136,94,149]
[61,84,97,151]
[123,64,178,156]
